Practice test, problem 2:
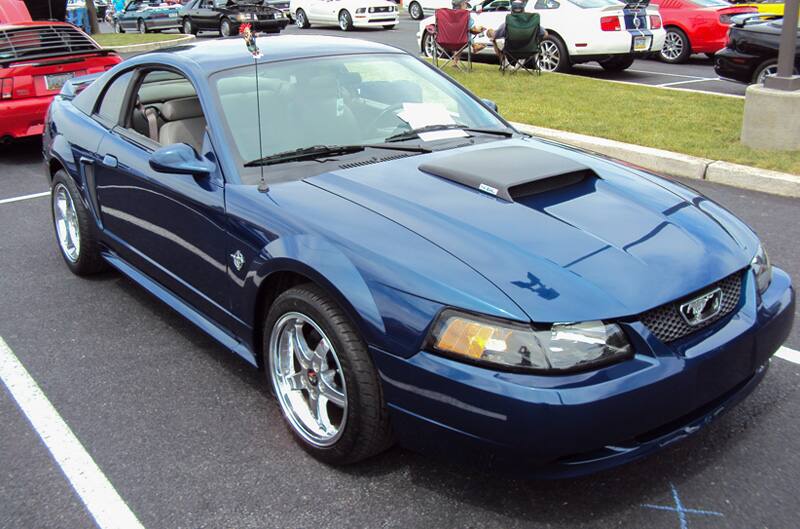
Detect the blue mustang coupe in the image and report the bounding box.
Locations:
[43,35,794,476]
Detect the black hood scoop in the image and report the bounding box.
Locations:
[418,145,597,201]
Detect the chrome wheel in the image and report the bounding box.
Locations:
[138,19,146,34]
[220,18,231,36]
[661,31,683,61]
[295,10,306,28]
[538,40,560,71]
[409,1,422,19]
[339,10,351,31]
[53,183,80,263]
[422,31,437,58]
[183,18,192,34]
[115,21,123,33]
[757,64,778,84]
[270,312,348,447]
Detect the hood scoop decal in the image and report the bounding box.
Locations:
[418,145,597,202]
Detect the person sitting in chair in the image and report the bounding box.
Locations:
[452,0,487,67]
[487,0,547,68]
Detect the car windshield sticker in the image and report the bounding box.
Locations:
[397,103,468,141]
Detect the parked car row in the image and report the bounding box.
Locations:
[418,0,667,73]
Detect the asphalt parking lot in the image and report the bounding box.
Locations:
[2,105,800,529]
[269,18,748,96]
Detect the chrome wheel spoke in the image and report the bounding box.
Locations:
[286,372,305,391]
[290,323,314,368]
[318,369,345,407]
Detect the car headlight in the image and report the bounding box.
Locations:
[356,7,366,12]
[751,244,772,295]
[429,310,633,373]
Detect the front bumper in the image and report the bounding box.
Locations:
[373,267,794,477]
[714,47,758,84]
[0,96,54,139]
[233,18,289,32]
[569,29,666,57]
[353,15,399,27]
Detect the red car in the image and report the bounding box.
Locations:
[0,21,121,141]
[650,0,757,63]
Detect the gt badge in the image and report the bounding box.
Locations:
[679,288,722,326]
[231,250,245,271]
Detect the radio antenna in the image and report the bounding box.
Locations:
[241,24,268,193]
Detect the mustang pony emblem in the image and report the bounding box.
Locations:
[679,288,723,326]
[231,250,245,271]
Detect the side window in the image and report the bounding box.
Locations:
[126,70,206,152]
[95,71,134,125]
[534,0,558,8]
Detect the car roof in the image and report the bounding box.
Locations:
[147,35,405,73]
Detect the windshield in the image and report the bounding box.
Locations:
[213,54,507,172]
[567,0,619,8]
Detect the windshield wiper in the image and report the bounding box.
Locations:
[385,124,515,143]
[244,143,431,167]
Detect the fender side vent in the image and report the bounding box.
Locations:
[418,145,597,202]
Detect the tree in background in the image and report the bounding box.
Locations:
[84,0,100,34]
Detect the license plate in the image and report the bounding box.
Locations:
[45,72,75,91]
[633,35,651,51]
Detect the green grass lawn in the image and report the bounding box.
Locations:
[445,63,799,175]
[92,33,188,47]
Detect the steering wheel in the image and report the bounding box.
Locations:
[367,102,408,135]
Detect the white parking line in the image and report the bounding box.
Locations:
[627,68,708,79]
[0,337,146,529]
[776,346,800,365]
[658,78,722,87]
[0,191,49,205]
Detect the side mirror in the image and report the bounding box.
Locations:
[149,143,215,176]
[482,98,498,112]
[473,4,483,11]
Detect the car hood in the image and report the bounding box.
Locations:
[308,138,759,323]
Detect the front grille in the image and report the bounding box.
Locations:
[638,270,744,343]
[371,6,393,12]
[0,25,99,65]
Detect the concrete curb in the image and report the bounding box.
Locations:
[512,122,800,198]
[99,34,196,53]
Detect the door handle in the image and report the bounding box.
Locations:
[102,154,118,168]
[79,156,94,166]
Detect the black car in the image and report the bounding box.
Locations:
[265,0,291,21]
[715,14,800,84]
[181,0,288,36]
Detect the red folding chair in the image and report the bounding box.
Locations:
[433,8,471,71]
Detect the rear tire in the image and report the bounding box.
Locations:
[752,59,797,84]
[183,17,197,35]
[659,27,690,64]
[295,8,310,28]
[421,29,437,58]
[538,35,570,73]
[50,171,107,276]
[114,20,124,33]
[599,55,635,72]
[408,0,423,20]
[265,284,393,465]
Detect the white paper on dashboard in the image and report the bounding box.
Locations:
[418,129,469,141]
[397,103,468,140]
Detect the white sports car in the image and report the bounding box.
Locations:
[291,0,399,30]
[416,0,666,72]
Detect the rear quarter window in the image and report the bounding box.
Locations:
[95,71,134,125]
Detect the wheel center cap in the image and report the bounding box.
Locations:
[307,369,318,386]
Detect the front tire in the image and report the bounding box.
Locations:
[265,284,392,465]
[137,18,147,34]
[295,8,310,28]
[659,27,690,64]
[599,55,635,72]
[338,9,353,31]
[538,36,570,73]
[51,171,106,276]
[220,17,233,36]
[408,0,423,20]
